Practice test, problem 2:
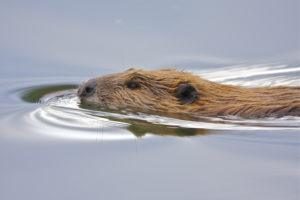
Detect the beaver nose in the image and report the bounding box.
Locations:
[78,79,97,97]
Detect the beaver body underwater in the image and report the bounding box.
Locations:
[78,68,300,119]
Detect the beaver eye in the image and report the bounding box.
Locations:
[175,83,198,104]
[126,80,140,90]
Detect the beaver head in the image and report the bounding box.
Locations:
[78,68,300,118]
[78,69,202,114]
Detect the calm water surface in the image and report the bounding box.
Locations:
[0,64,299,200]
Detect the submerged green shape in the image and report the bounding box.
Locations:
[104,117,209,137]
[21,84,78,103]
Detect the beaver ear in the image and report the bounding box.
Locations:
[175,83,198,104]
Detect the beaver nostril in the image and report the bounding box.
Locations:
[78,79,97,97]
[85,86,94,94]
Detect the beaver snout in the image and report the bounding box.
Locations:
[78,78,97,97]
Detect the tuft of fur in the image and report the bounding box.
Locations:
[79,68,300,119]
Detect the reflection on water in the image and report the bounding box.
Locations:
[111,119,209,137]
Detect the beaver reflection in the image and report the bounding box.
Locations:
[79,102,210,137]
[106,117,209,137]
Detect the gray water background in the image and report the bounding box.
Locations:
[0,1,299,200]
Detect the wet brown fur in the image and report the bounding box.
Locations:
[79,68,300,119]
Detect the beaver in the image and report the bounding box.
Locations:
[77,68,300,119]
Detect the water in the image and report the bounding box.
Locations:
[0,63,299,200]
[0,1,299,200]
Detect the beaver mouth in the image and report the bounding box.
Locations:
[78,97,103,110]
